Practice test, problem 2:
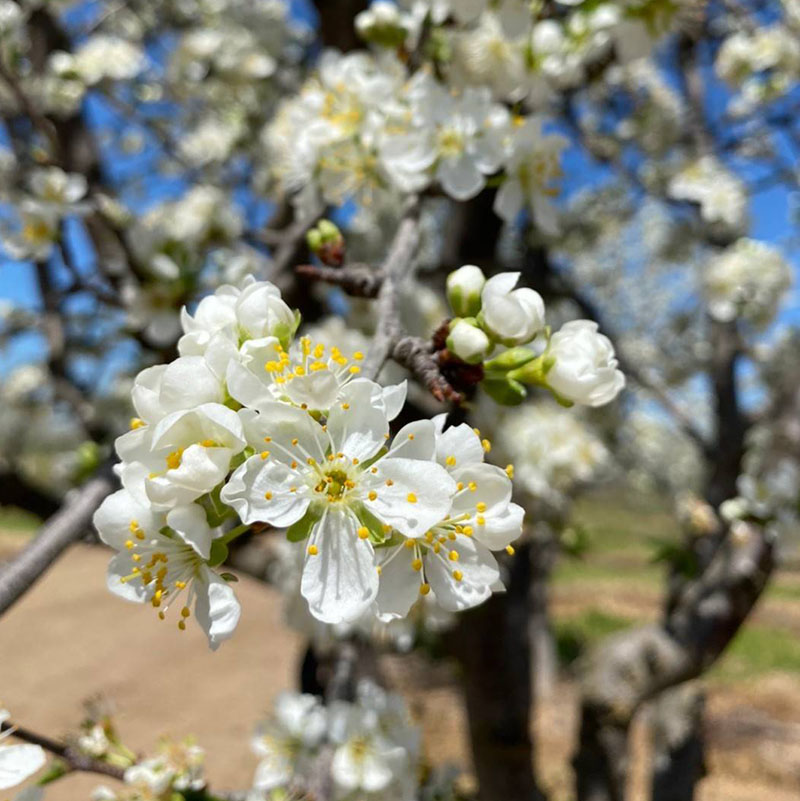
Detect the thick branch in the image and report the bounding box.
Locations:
[0,720,125,781]
[573,520,774,801]
[0,466,115,616]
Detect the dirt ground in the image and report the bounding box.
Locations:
[3,540,800,801]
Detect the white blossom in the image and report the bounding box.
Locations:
[545,320,625,407]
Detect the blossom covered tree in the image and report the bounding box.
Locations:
[0,1,798,800]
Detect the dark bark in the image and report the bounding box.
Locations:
[0,469,60,518]
[650,685,707,801]
[312,0,370,51]
[448,543,547,801]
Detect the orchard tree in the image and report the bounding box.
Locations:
[0,1,798,801]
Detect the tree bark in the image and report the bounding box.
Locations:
[449,543,547,801]
[650,685,707,801]
[530,529,558,699]
[573,519,773,801]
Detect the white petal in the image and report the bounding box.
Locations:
[239,402,327,465]
[381,381,407,420]
[93,489,161,550]
[363,457,456,538]
[106,553,148,603]
[326,379,390,463]
[426,538,499,611]
[375,548,420,621]
[0,745,46,790]
[166,504,214,560]
[301,508,379,624]
[435,423,484,469]
[388,419,437,460]
[437,155,485,201]
[194,569,241,650]
[221,455,311,527]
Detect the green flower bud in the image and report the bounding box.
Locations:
[447,264,486,318]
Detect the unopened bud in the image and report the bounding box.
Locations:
[447,265,486,317]
[446,319,491,364]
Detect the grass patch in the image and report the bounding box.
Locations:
[0,505,40,533]
[711,624,800,681]
[554,610,634,668]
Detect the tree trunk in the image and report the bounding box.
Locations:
[650,685,707,801]
[449,543,547,801]
[530,530,558,699]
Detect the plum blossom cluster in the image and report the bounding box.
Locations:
[263,50,568,231]
[487,401,610,511]
[94,275,526,644]
[0,166,89,262]
[667,156,748,237]
[250,683,424,801]
[703,238,792,328]
[716,22,800,113]
[444,266,625,407]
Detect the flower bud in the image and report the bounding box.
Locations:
[447,265,486,318]
[306,219,345,266]
[447,318,492,364]
[478,272,545,346]
[355,1,410,48]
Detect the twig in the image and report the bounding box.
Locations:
[0,720,125,781]
[295,263,382,298]
[0,465,115,616]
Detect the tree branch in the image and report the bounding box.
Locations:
[0,465,115,616]
[0,720,125,781]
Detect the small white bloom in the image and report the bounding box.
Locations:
[93,489,241,649]
[252,693,327,790]
[545,320,625,407]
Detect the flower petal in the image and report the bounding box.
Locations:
[363,457,456,537]
[0,744,46,790]
[301,508,379,624]
[194,568,241,650]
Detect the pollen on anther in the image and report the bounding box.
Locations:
[408,433,415,440]
[265,491,273,500]
[349,365,361,374]
[419,583,431,596]
[482,438,492,453]
[368,491,378,501]
[308,545,319,555]
[342,403,350,410]
[385,478,394,486]
[292,438,299,446]
[449,550,459,561]
[476,502,487,513]
[446,455,457,467]
[468,481,477,492]
[453,569,463,581]
[260,451,270,459]
[505,464,515,478]
[412,558,422,571]
[407,493,417,503]
[357,526,369,540]
[506,545,516,555]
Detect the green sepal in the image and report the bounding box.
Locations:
[481,376,527,406]
[483,347,538,373]
[360,446,388,472]
[356,505,390,545]
[209,540,229,567]
[287,509,320,543]
[37,760,70,785]
[508,353,556,386]
[220,572,239,582]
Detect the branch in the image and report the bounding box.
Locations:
[0,720,125,781]
[0,465,115,616]
[573,519,774,801]
[295,263,382,297]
